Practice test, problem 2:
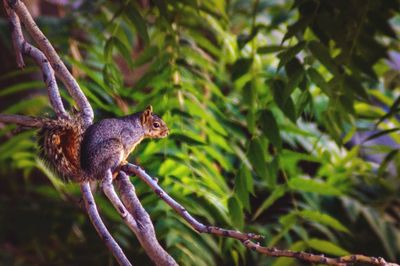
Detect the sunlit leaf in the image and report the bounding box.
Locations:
[307,239,349,256]
[288,177,342,196]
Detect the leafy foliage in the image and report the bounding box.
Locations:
[0,0,400,265]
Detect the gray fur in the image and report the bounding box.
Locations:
[80,109,168,180]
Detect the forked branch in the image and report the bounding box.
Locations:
[121,163,399,266]
[2,1,128,264]
[3,0,67,119]
[80,182,132,266]
[115,171,178,266]
[7,0,93,126]
[102,169,177,266]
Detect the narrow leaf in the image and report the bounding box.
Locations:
[308,41,339,75]
[259,109,282,151]
[125,3,150,45]
[247,137,269,181]
[277,41,307,70]
[307,239,349,256]
[228,196,244,229]
[231,58,253,80]
[234,167,251,211]
[253,185,286,220]
[288,177,342,196]
[298,210,350,233]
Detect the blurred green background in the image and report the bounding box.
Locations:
[0,0,400,265]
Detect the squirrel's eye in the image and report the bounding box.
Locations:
[153,122,160,128]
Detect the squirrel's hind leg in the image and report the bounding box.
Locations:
[101,169,141,232]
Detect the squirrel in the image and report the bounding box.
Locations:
[35,105,169,182]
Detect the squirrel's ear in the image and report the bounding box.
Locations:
[145,105,153,113]
[141,105,153,124]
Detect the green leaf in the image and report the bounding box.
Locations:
[242,81,256,107]
[253,185,286,220]
[133,45,159,67]
[283,15,313,42]
[0,81,44,97]
[298,210,350,233]
[277,41,307,70]
[228,196,244,229]
[307,239,349,256]
[308,41,339,75]
[295,90,311,117]
[307,67,329,95]
[125,2,150,45]
[258,109,282,151]
[231,58,253,80]
[284,58,305,99]
[247,137,269,182]
[282,97,296,123]
[288,177,342,196]
[344,75,369,101]
[257,45,285,54]
[234,167,251,211]
[102,63,123,92]
[169,133,206,146]
[269,78,286,108]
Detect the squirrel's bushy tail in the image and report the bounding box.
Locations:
[38,115,85,182]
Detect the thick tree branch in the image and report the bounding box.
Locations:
[122,163,399,266]
[80,182,132,266]
[2,2,131,264]
[115,171,178,266]
[0,114,44,127]
[3,0,23,67]
[3,0,68,119]
[7,0,94,126]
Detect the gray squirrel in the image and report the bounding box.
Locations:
[36,105,169,181]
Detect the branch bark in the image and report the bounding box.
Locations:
[122,163,399,266]
[80,182,132,266]
[115,171,178,266]
[0,114,44,127]
[3,0,68,119]
[7,0,93,126]
[2,2,131,264]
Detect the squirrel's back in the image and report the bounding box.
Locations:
[38,115,85,182]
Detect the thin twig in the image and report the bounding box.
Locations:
[122,164,263,241]
[122,163,399,266]
[80,182,132,266]
[8,0,94,126]
[115,171,178,266]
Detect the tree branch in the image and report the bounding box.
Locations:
[115,171,178,266]
[3,0,23,68]
[122,163,399,266]
[7,0,93,126]
[2,2,131,264]
[80,182,132,266]
[3,0,68,119]
[0,114,44,127]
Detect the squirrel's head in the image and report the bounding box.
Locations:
[140,105,169,138]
